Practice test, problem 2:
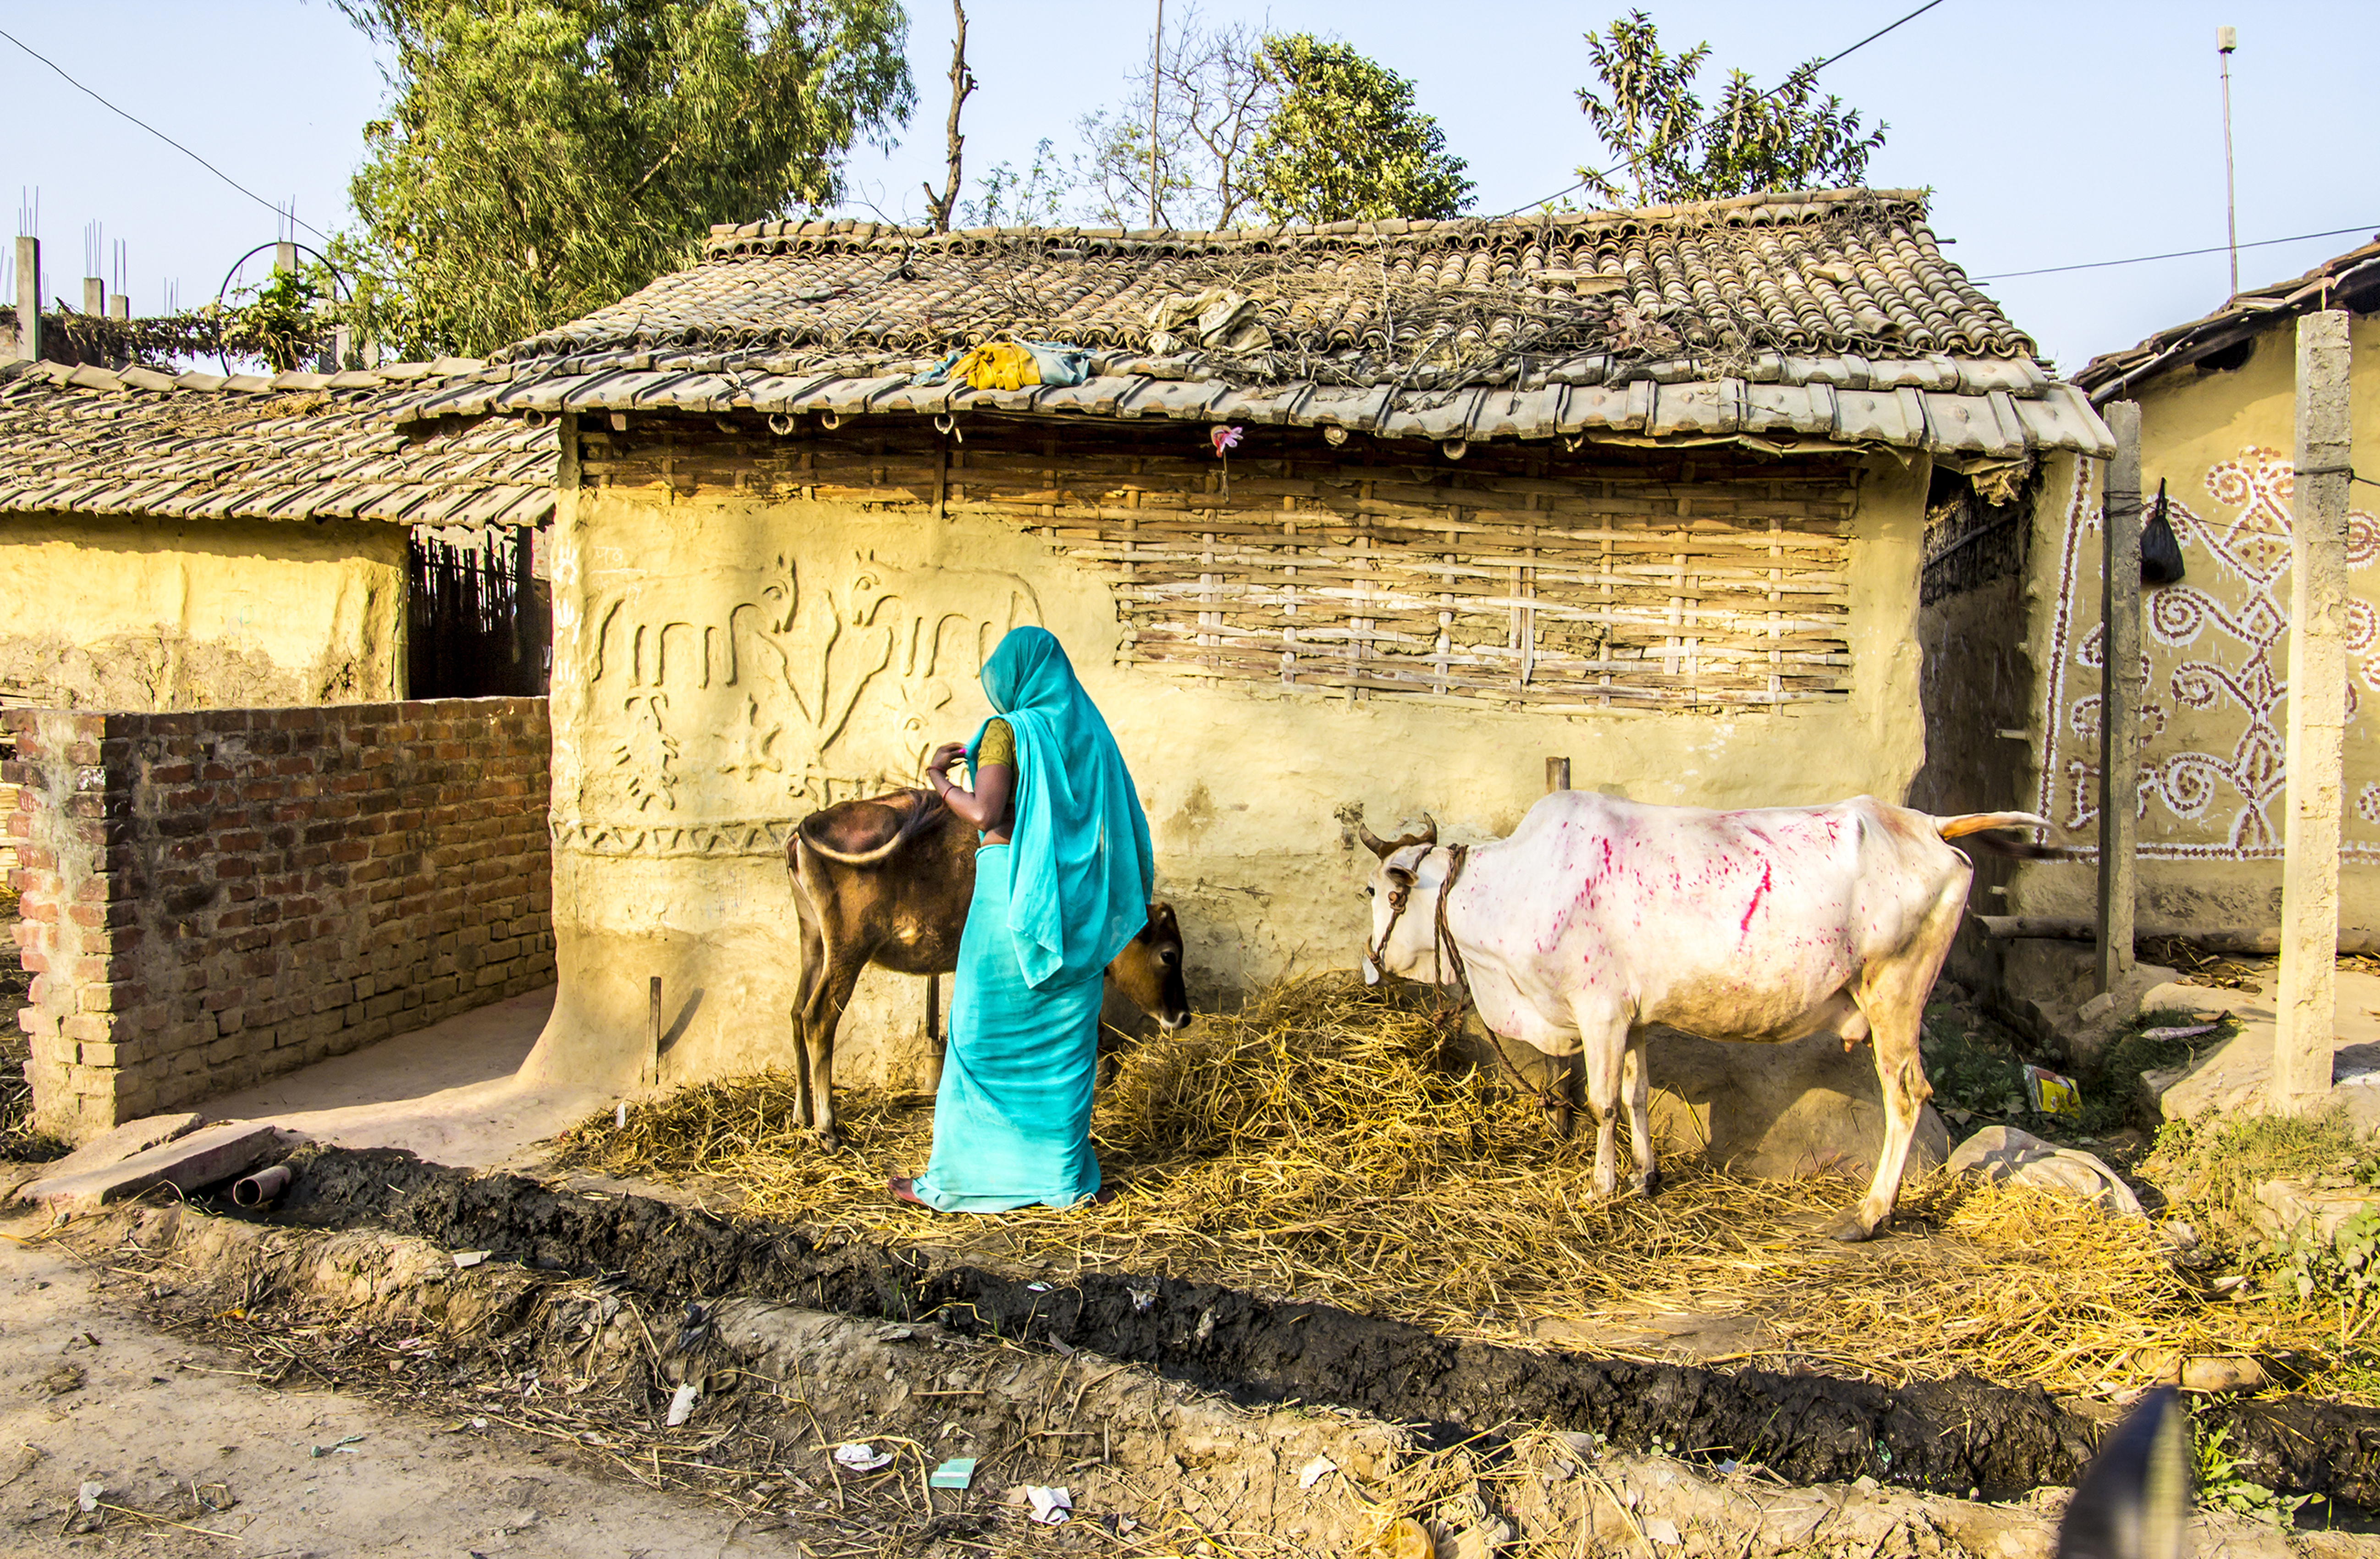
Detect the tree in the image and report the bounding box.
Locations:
[1245,35,1473,226]
[920,1,974,233]
[334,0,914,357]
[959,138,1072,228]
[1575,10,1886,207]
[1075,4,1272,230]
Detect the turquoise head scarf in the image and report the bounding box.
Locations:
[967,627,1155,990]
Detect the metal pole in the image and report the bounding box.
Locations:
[2275,310,2351,1109]
[1148,0,1163,230]
[2219,26,2239,299]
[2098,402,2143,995]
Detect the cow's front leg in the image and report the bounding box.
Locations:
[1567,1001,1631,1199]
[1622,1039,1659,1198]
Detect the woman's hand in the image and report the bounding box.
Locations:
[928,742,969,780]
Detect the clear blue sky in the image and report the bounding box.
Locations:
[6,1,2375,373]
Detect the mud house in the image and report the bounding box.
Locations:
[0,359,565,1139]
[1915,238,2380,1002]
[385,187,2112,1093]
[0,357,555,712]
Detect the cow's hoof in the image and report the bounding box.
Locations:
[817,1129,843,1153]
[1824,1206,1879,1242]
[1633,1168,1662,1200]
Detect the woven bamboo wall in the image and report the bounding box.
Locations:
[572,415,1862,713]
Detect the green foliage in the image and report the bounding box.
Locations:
[2145,1108,2375,1251]
[335,0,915,357]
[2266,1205,2380,1307]
[2193,1419,2316,1524]
[238,266,334,374]
[1917,1004,2233,1139]
[1575,10,1886,206]
[1917,1006,2029,1123]
[1245,35,1473,226]
[36,260,361,373]
[960,138,1072,228]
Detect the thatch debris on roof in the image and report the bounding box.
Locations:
[0,360,549,528]
[391,189,2111,459]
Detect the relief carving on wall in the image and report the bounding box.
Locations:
[2037,448,2380,860]
[565,550,1042,855]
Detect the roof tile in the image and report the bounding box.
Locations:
[0,369,555,526]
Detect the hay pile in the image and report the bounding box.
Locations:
[551,976,2338,1399]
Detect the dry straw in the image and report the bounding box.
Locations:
[553,975,2343,1400]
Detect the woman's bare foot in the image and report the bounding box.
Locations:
[887,1175,930,1207]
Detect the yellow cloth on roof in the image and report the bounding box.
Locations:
[950,343,1043,391]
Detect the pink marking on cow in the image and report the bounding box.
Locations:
[1739,861,1773,933]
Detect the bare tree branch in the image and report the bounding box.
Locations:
[921,1,975,233]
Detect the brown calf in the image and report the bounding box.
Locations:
[788,788,1190,1148]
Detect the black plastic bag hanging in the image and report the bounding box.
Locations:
[2141,478,2185,585]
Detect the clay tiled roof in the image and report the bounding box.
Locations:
[395,188,2111,459]
[0,359,554,527]
[2075,236,2380,402]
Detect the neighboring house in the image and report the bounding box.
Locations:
[1917,238,2380,979]
[0,358,553,711]
[387,187,2111,1091]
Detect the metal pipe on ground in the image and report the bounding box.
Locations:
[1973,915,2379,957]
[232,1164,292,1207]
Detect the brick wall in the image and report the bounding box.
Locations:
[4,699,552,1141]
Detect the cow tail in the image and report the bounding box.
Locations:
[1934,811,2064,858]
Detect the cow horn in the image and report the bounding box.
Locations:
[1357,818,1395,858]
[1418,813,1438,845]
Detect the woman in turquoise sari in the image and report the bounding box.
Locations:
[890,627,1155,1212]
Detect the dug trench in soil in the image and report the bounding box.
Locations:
[261,1144,2380,1509]
[88,1199,1415,1556]
[77,1197,2312,1559]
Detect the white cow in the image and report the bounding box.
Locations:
[1356,791,2049,1241]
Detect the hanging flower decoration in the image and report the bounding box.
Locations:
[1210,425,1245,501]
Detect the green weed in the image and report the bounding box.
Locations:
[2193,1418,2317,1524]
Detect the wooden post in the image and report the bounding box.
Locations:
[2098,402,2143,995]
[646,974,663,1088]
[12,236,37,361]
[1546,756,1570,793]
[2275,310,2352,1108]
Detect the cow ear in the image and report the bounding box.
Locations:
[1386,862,1416,888]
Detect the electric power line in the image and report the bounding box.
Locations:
[1494,0,1951,221]
[0,24,332,243]
[1972,223,2379,281]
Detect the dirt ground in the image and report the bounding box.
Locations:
[6,1187,2377,1559]
[0,1222,772,1556]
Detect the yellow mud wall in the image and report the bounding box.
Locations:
[0,513,407,709]
[2011,318,2380,935]
[523,450,1934,1093]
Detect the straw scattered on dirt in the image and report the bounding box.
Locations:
[551,976,2341,1400]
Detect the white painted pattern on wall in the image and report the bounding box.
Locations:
[2036,447,2380,860]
